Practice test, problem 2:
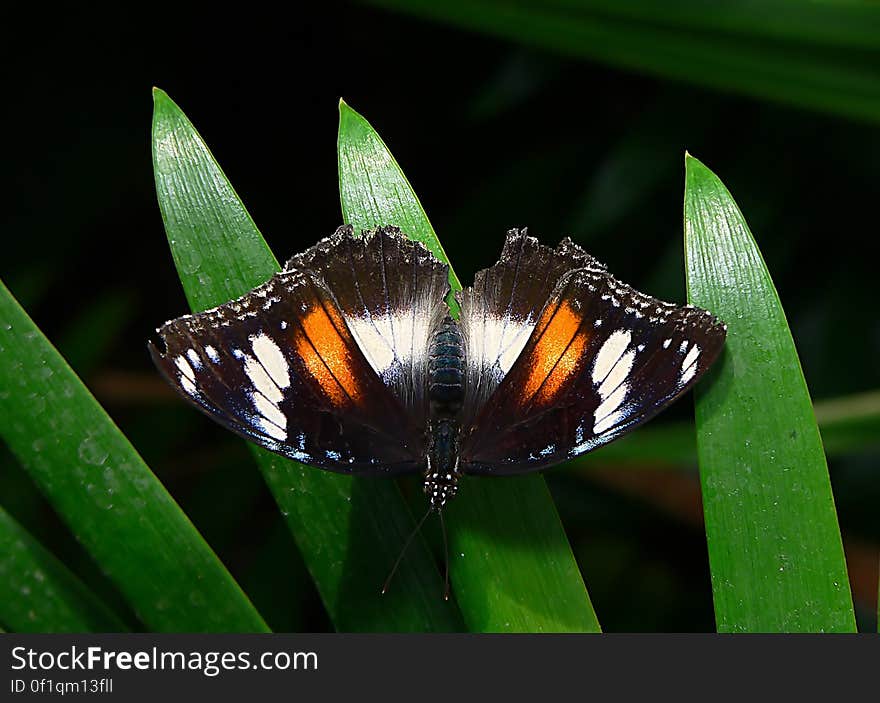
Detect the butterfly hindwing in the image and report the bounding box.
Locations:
[150,228,448,475]
[286,225,450,426]
[457,228,601,429]
[459,248,727,474]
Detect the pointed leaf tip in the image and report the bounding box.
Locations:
[153,94,462,632]
[684,158,855,632]
[152,86,171,105]
[337,104,598,632]
[684,151,708,171]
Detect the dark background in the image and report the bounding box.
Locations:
[2,5,878,631]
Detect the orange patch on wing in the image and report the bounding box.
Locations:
[520,300,588,406]
[534,331,588,406]
[295,302,362,406]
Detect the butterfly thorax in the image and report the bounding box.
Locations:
[425,316,465,509]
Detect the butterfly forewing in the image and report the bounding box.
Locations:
[459,252,726,474]
[150,228,449,475]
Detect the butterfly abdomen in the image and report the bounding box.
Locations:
[428,315,465,415]
[425,317,464,509]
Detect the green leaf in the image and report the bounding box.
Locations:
[338,100,600,632]
[0,506,128,632]
[683,154,856,632]
[0,280,267,632]
[366,0,880,125]
[544,1,880,50]
[337,100,463,314]
[151,88,462,632]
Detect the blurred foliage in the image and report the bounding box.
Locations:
[367,0,880,123]
[2,2,879,631]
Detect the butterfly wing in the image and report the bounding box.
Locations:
[458,236,726,475]
[286,225,450,424]
[457,228,600,426]
[150,227,449,475]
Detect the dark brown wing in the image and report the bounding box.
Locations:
[286,225,450,426]
[150,227,449,475]
[457,228,601,429]
[459,244,726,475]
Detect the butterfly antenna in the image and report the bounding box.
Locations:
[439,509,451,601]
[381,506,432,596]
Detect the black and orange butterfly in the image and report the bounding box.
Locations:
[150,227,726,591]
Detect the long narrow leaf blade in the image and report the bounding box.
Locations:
[0,281,267,632]
[684,154,855,632]
[151,89,462,632]
[0,507,128,632]
[338,101,600,632]
[546,0,880,50]
[337,99,462,314]
[367,0,880,125]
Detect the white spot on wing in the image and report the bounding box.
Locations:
[680,364,698,386]
[593,409,624,435]
[243,354,283,404]
[205,345,220,363]
[174,355,196,381]
[254,416,286,441]
[592,330,632,385]
[682,343,700,370]
[180,376,197,396]
[591,330,637,434]
[250,333,290,389]
[539,444,555,457]
[479,314,534,374]
[598,349,635,399]
[174,355,198,396]
[594,383,628,430]
[252,392,286,431]
[186,348,202,369]
[346,316,396,374]
[680,344,701,385]
[346,296,439,381]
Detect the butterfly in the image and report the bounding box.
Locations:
[150,226,726,593]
